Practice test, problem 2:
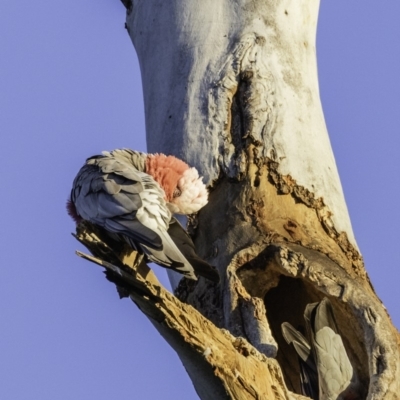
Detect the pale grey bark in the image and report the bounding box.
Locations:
[128,0,354,245]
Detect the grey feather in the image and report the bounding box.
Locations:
[282,322,313,365]
[307,299,353,400]
[282,298,353,400]
[70,149,202,280]
[141,228,197,280]
[281,322,319,399]
[167,218,219,283]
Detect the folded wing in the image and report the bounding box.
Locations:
[71,152,197,280]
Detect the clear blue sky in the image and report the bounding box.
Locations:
[1,1,399,399]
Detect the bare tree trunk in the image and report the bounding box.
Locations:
[90,0,400,398]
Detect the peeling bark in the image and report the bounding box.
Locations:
[74,0,400,398]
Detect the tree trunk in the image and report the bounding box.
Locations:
[101,0,400,398]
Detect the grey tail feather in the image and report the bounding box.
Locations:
[281,322,311,363]
[281,322,319,399]
[167,218,219,282]
[183,256,219,283]
[141,229,197,280]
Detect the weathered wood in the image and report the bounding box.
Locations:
[74,222,310,399]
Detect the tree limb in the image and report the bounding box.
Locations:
[73,222,309,400]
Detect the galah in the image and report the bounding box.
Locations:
[281,298,354,400]
[67,149,219,282]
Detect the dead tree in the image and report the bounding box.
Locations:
[74,1,400,398]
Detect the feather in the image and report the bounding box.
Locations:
[281,322,319,399]
[167,218,219,282]
[307,299,353,400]
[282,298,353,400]
[68,149,214,281]
[145,153,189,201]
[141,228,197,280]
[66,199,82,224]
[170,167,208,214]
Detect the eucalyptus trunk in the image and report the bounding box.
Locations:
[101,1,400,398]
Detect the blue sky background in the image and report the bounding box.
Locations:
[1,1,399,399]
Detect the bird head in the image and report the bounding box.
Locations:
[145,154,208,215]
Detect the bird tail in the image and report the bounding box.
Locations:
[281,322,312,364]
[140,229,197,281]
[182,255,220,283]
[167,218,219,283]
[281,322,319,399]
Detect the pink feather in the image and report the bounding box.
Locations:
[66,199,82,224]
[145,154,189,201]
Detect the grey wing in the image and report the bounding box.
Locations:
[72,154,197,280]
[167,218,219,282]
[281,322,319,399]
[72,157,165,250]
[307,298,353,400]
[281,322,312,363]
[141,229,197,280]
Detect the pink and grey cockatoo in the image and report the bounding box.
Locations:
[67,149,219,282]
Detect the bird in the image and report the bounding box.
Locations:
[281,321,318,399]
[281,298,353,400]
[67,148,219,282]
